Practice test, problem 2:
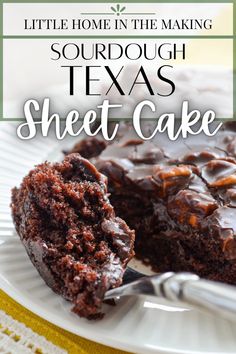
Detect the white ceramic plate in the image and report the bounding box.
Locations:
[1,122,236,354]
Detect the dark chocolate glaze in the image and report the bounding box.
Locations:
[69,122,236,284]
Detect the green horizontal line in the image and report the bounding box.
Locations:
[121,12,156,14]
[2,35,234,39]
[80,12,156,15]
[80,12,115,15]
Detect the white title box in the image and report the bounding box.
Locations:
[3,3,233,36]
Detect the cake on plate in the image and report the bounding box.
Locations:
[11,154,134,319]
[67,121,236,284]
[11,121,236,320]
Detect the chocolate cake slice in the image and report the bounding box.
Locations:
[68,122,236,284]
[11,154,134,319]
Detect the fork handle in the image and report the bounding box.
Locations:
[153,272,236,321]
[105,272,236,321]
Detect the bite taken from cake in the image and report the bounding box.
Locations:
[11,154,135,319]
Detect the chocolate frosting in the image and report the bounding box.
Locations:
[94,122,236,261]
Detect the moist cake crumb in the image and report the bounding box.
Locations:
[11,153,135,319]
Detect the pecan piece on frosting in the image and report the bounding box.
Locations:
[152,165,193,197]
[201,159,236,188]
[168,189,218,228]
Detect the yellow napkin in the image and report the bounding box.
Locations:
[0,289,128,354]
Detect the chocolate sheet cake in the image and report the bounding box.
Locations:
[68,122,236,284]
[11,154,134,319]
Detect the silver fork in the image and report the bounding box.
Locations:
[105,267,236,322]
